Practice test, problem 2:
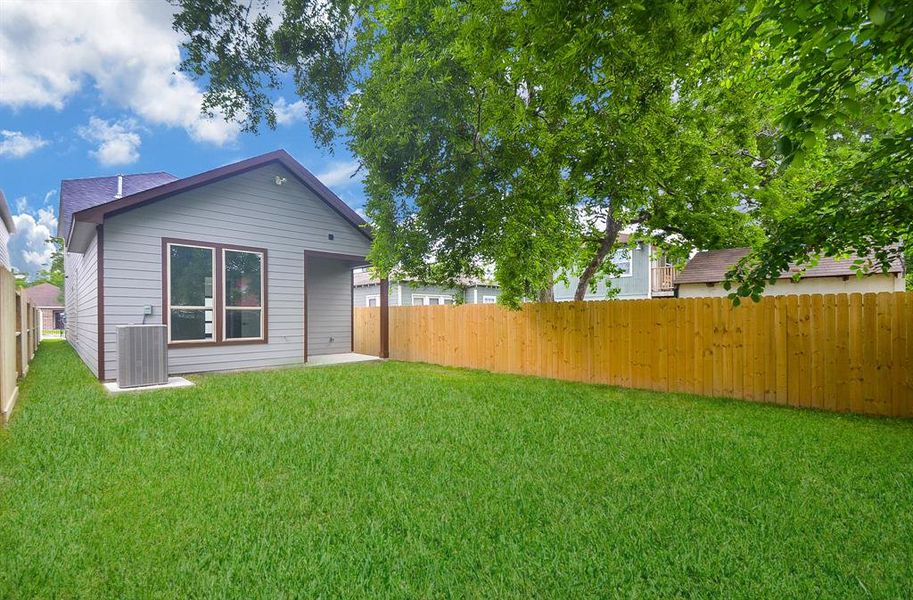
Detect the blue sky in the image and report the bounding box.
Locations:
[0,1,366,278]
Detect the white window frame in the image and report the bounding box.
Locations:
[482,295,497,304]
[221,248,265,342]
[611,249,633,278]
[365,294,380,307]
[166,242,216,344]
[411,293,454,306]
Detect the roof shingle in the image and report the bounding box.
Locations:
[675,247,905,285]
[22,283,63,308]
[58,172,177,239]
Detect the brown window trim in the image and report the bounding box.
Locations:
[162,237,269,348]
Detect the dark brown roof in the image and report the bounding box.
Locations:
[0,189,14,233]
[675,247,905,285]
[22,283,63,308]
[67,150,370,243]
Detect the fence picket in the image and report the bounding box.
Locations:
[353,291,913,417]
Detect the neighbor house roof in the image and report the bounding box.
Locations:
[61,150,371,246]
[22,283,63,308]
[0,189,15,234]
[353,271,496,288]
[58,172,178,239]
[675,247,905,285]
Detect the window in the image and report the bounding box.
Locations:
[164,240,267,345]
[167,244,215,342]
[412,294,454,306]
[482,295,497,304]
[365,294,380,307]
[223,249,264,340]
[611,249,633,277]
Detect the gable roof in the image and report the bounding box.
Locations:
[63,150,370,245]
[0,189,15,234]
[59,172,178,239]
[675,247,905,285]
[22,283,63,308]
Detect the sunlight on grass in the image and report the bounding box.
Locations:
[1,339,912,597]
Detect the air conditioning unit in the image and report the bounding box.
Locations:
[117,325,168,388]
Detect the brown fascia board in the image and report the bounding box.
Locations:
[69,149,372,242]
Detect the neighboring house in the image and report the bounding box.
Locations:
[553,234,676,301]
[60,150,372,381]
[675,247,906,298]
[22,283,64,330]
[0,189,14,271]
[353,271,501,306]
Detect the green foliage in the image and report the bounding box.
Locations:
[4,340,913,596]
[171,0,912,302]
[720,0,913,297]
[30,237,64,301]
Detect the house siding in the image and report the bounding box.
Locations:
[65,233,98,375]
[677,273,905,298]
[0,225,10,270]
[100,163,371,377]
[402,284,459,305]
[554,244,651,301]
[355,282,501,305]
[307,256,354,355]
[354,282,398,307]
[467,285,501,303]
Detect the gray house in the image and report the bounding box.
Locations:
[353,271,500,306]
[0,189,14,271]
[553,234,675,300]
[60,150,374,380]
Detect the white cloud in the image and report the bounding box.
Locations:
[9,205,58,277]
[0,130,47,158]
[274,97,308,125]
[78,117,142,166]
[316,160,363,187]
[0,1,239,145]
[15,196,28,213]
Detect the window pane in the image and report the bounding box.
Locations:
[612,249,631,274]
[225,309,262,339]
[170,309,211,341]
[170,245,213,306]
[225,250,262,307]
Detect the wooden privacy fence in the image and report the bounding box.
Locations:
[1,266,41,422]
[354,292,913,418]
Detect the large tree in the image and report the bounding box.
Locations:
[174,0,778,305]
[173,0,907,304]
[718,0,913,298]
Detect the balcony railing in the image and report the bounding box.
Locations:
[651,266,676,292]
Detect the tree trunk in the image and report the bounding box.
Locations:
[574,223,620,301]
[537,286,555,302]
[536,271,555,302]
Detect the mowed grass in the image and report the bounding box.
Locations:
[2,340,913,598]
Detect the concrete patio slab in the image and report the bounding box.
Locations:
[306,353,381,367]
[103,377,194,394]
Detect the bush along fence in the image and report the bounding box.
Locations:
[1,266,41,422]
[354,292,913,418]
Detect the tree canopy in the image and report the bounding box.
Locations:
[172,0,912,304]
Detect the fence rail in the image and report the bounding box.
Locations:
[354,292,913,418]
[1,266,41,422]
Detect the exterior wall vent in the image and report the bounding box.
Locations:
[117,325,168,388]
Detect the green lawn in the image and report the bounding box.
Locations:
[2,340,912,598]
